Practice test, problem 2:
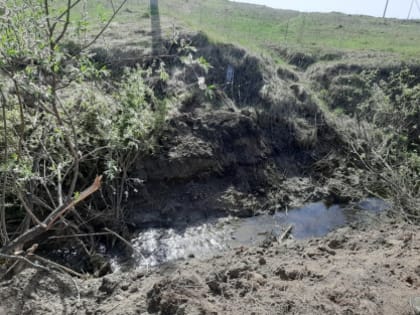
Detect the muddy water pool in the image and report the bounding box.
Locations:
[113,198,387,270]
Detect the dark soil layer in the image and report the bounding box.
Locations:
[86,22,419,232]
[115,31,359,230]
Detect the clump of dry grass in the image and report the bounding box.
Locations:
[332,115,420,222]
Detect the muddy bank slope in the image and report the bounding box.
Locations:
[102,27,419,230]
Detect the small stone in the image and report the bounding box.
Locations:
[98,276,118,295]
[227,263,249,279]
[28,292,38,299]
[207,279,222,295]
[328,233,348,248]
[133,271,145,280]
[275,267,289,280]
[121,282,130,291]
[318,246,336,256]
[258,257,266,265]
[406,276,415,286]
[247,272,266,285]
[129,286,139,293]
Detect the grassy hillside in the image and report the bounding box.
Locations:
[69,0,420,59]
[159,0,420,58]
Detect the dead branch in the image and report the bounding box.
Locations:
[46,175,103,230]
[0,176,102,255]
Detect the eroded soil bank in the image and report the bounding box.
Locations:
[1,217,419,315]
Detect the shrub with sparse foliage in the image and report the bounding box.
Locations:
[0,0,167,274]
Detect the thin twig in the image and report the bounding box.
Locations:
[70,275,81,305]
[32,254,85,278]
[0,88,9,244]
[278,225,293,242]
[105,303,121,315]
[48,232,113,240]
[56,0,83,23]
[103,227,134,251]
[0,253,50,273]
[16,190,46,228]
[53,0,73,46]
[82,0,129,50]
[104,227,150,272]
[57,163,64,206]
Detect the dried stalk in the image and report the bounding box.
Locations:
[32,254,85,278]
[0,88,9,244]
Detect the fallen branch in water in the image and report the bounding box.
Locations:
[278,225,293,242]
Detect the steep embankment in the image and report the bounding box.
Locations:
[115,32,358,230]
[115,31,419,230]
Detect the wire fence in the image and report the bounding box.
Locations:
[157,0,420,56]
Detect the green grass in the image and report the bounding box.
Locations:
[67,0,420,59]
[158,0,420,59]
